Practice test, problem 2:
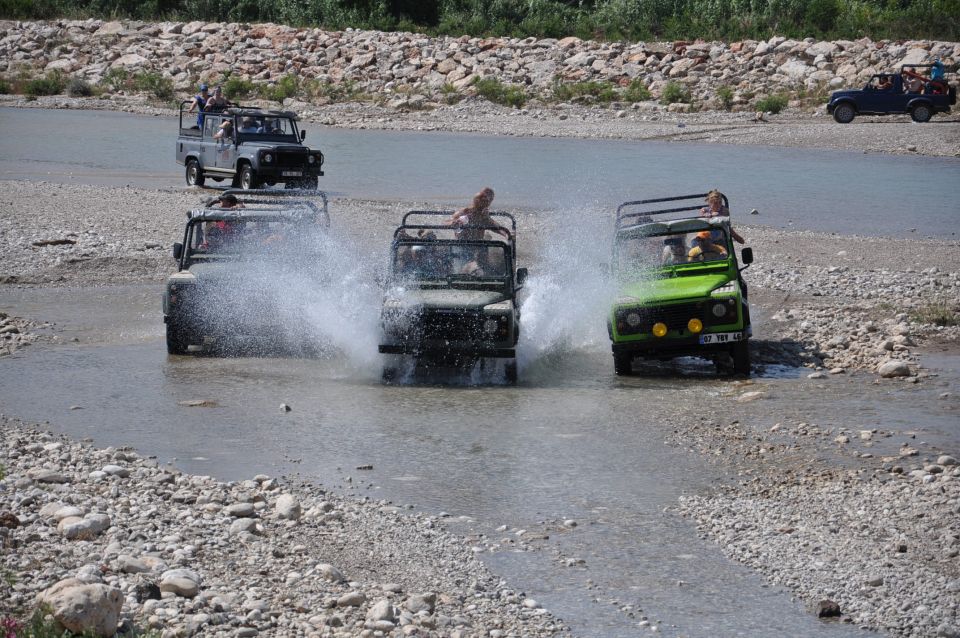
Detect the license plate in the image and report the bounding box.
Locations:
[699,332,742,344]
[282,170,302,177]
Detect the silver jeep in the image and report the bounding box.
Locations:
[176,104,324,190]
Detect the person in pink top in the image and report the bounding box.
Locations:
[700,189,744,244]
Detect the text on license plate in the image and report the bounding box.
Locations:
[282,170,302,177]
[699,332,742,344]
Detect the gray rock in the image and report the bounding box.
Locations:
[38,578,123,637]
[337,591,366,607]
[366,599,398,622]
[318,563,346,582]
[405,592,436,614]
[159,576,199,598]
[225,502,256,517]
[275,494,301,520]
[229,518,260,535]
[29,468,69,483]
[938,455,958,466]
[878,360,911,378]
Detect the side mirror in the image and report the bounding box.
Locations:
[516,267,528,285]
[741,247,753,265]
[172,242,183,260]
[300,130,307,141]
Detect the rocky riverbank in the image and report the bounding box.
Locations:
[0,418,567,637]
[2,19,957,109]
[2,20,960,158]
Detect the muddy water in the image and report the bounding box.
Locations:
[4,286,958,636]
[2,107,959,237]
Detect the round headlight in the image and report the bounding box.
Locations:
[711,303,727,318]
[626,313,641,327]
[652,322,668,338]
[483,319,499,334]
[263,153,273,163]
[688,318,703,333]
[308,155,316,164]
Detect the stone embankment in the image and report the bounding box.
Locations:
[1,19,957,109]
[0,419,566,637]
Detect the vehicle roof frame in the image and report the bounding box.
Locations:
[615,193,729,230]
[394,210,517,244]
[186,189,330,227]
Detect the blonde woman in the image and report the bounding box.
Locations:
[447,187,510,240]
[700,189,744,244]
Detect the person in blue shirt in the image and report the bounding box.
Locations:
[187,84,209,128]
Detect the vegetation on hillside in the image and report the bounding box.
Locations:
[0,0,956,42]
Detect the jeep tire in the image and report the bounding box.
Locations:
[504,359,518,385]
[613,353,632,376]
[239,165,259,190]
[731,340,750,376]
[832,103,856,124]
[910,103,933,123]
[166,319,191,355]
[185,159,205,187]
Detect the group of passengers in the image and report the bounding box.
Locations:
[186,84,233,129]
[658,189,745,265]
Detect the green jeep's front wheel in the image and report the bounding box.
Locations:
[731,340,750,376]
[613,353,632,376]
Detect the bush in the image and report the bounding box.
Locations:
[473,76,527,108]
[755,93,788,114]
[660,81,690,105]
[622,78,651,103]
[222,75,255,101]
[132,71,174,100]
[0,78,10,95]
[549,79,618,104]
[439,82,462,104]
[99,67,129,93]
[909,303,959,327]
[66,76,93,97]
[23,72,64,97]
[716,85,734,111]
[259,74,299,103]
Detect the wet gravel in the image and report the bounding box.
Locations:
[0,418,568,636]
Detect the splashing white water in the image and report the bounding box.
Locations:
[517,204,616,368]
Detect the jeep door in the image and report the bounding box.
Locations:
[212,116,238,174]
[200,115,221,170]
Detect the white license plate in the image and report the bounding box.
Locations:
[699,332,742,344]
[282,170,302,177]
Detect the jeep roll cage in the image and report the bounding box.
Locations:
[393,210,517,244]
[194,189,330,227]
[615,193,727,231]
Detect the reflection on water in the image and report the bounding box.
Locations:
[1,107,958,237]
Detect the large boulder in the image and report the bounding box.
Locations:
[878,360,912,378]
[38,578,123,637]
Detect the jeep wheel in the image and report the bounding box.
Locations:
[185,160,205,187]
[301,176,319,190]
[731,341,750,376]
[613,353,632,376]
[239,165,259,190]
[910,104,932,123]
[832,103,855,124]
[504,360,518,385]
[381,366,398,383]
[166,320,191,355]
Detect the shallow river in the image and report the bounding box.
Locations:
[2,106,959,636]
[1,107,959,237]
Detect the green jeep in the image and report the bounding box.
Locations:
[607,194,753,376]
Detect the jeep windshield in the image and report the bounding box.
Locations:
[615,228,731,277]
[235,116,299,141]
[184,218,323,260]
[391,242,509,287]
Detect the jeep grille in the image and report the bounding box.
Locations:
[277,151,308,168]
[616,302,706,336]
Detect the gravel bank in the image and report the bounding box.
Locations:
[4,94,960,158]
[0,418,567,636]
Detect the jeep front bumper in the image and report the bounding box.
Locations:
[612,330,749,358]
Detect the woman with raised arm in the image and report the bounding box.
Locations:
[447,187,510,240]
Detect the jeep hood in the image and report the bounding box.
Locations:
[617,274,730,304]
[242,142,309,151]
[386,288,507,310]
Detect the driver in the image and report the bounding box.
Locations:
[687,231,727,262]
[661,236,686,265]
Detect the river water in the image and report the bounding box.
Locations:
[1,106,959,636]
[1,106,958,237]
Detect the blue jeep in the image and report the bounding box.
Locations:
[827,64,955,124]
